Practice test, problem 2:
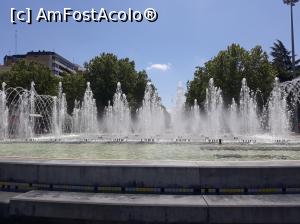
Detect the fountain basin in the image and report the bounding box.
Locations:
[1,141,300,161]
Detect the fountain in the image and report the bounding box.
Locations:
[228,98,239,136]
[137,82,165,137]
[204,78,224,138]
[103,82,131,135]
[281,77,300,101]
[171,82,186,137]
[71,82,98,135]
[0,76,298,143]
[2,75,300,224]
[52,82,67,136]
[0,82,8,139]
[1,81,54,139]
[268,77,291,136]
[239,78,260,135]
[190,99,201,135]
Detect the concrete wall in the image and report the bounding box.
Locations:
[1,159,300,189]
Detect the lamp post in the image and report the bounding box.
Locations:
[284,0,299,132]
[283,0,299,75]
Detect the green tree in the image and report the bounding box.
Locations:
[0,60,59,95]
[61,72,86,114]
[186,44,276,108]
[186,67,210,108]
[0,54,157,117]
[85,53,152,114]
[271,40,300,82]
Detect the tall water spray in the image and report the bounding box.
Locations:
[204,78,224,137]
[137,82,165,137]
[18,91,31,138]
[190,99,201,135]
[239,78,260,135]
[104,82,131,135]
[20,82,37,138]
[280,77,300,133]
[228,98,239,136]
[52,82,67,136]
[0,83,8,139]
[268,77,290,136]
[172,82,186,136]
[72,100,81,133]
[72,82,98,134]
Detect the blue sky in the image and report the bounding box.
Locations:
[0,0,299,108]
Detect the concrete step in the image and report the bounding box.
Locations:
[6,190,300,224]
[204,194,300,224]
[1,159,300,190]
[10,190,207,223]
[0,191,22,219]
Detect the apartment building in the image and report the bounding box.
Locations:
[3,51,80,76]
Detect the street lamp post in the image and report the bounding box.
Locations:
[284,0,299,132]
[283,0,299,75]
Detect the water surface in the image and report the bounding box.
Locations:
[0,143,300,161]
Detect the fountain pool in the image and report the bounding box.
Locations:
[0,77,300,162]
[1,140,300,161]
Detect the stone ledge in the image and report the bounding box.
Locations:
[6,190,300,224]
[1,159,300,189]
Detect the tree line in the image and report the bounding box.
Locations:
[0,53,152,115]
[0,40,299,114]
[186,40,300,108]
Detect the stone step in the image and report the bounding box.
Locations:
[1,159,300,190]
[204,194,300,224]
[10,190,207,223]
[7,190,300,224]
[0,191,22,219]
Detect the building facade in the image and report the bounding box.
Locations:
[3,51,80,76]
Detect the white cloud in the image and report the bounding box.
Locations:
[146,63,171,72]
